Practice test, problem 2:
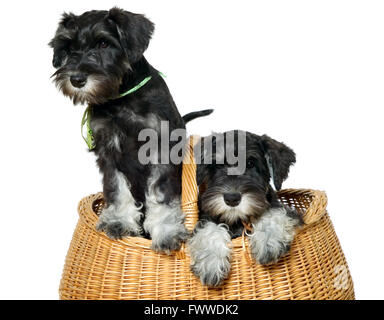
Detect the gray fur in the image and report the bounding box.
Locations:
[96,170,143,239]
[143,167,188,253]
[201,186,267,225]
[249,206,301,265]
[188,222,232,287]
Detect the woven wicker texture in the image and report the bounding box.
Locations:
[59,137,354,300]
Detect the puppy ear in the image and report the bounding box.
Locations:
[51,49,67,69]
[108,7,154,63]
[260,135,296,191]
[49,12,77,68]
[59,12,77,29]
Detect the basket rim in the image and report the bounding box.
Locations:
[77,187,328,252]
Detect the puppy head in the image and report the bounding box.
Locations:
[49,7,154,105]
[195,131,295,225]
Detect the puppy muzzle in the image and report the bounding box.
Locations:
[70,73,87,88]
[223,192,242,207]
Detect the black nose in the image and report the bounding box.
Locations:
[223,192,242,207]
[70,74,87,88]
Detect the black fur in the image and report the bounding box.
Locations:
[50,8,211,247]
[189,131,302,285]
[88,59,184,211]
[195,130,301,238]
[182,109,213,123]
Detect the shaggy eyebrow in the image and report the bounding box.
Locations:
[93,31,120,47]
[53,34,72,50]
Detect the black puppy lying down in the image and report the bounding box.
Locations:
[189,131,303,287]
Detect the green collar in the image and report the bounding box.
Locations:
[81,107,95,150]
[115,71,165,99]
[81,72,164,150]
[115,75,152,99]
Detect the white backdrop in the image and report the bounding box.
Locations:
[0,0,383,299]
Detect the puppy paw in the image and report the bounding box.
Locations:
[188,222,232,287]
[96,217,142,240]
[96,202,143,240]
[150,224,189,253]
[144,203,190,253]
[250,238,291,265]
[190,255,231,287]
[249,206,301,265]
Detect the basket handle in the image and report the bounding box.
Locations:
[181,136,200,232]
[300,189,328,226]
[277,189,328,227]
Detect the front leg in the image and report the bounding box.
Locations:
[143,166,188,253]
[249,206,303,265]
[188,221,232,287]
[96,170,143,240]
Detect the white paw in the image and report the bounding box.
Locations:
[249,207,300,265]
[189,222,232,287]
[96,206,143,240]
[149,223,189,253]
[190,253,231,287]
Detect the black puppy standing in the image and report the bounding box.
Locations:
[189,131,303,286]
[50,8,212,252]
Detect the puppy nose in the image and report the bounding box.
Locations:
[223,192,242,207]
[70,74,87,88]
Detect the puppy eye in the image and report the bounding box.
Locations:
[68,43,75,52]
[246,159,255,168]
[98,40,109,49]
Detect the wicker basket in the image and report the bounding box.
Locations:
[59,137,354,300]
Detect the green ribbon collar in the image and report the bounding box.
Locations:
[81,72,164,150]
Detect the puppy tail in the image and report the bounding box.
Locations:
[182,109,214,124]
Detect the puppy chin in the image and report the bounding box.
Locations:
[54,74,120,105]
[202,194,268,225]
